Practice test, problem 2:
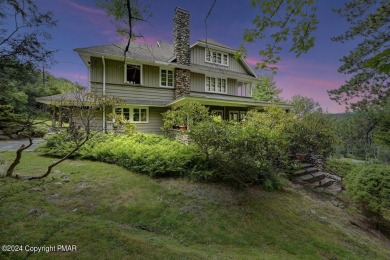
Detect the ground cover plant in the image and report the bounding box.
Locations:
[39,132,206,178]
[0,151,390,259]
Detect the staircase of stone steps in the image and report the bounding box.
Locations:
[292,160,343,195]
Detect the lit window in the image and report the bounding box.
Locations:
[126,64,141,84]
[161,69,174,87]
[205,49,229,66]
[206,76,226,94]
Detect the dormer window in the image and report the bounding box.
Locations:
[205,49,229,66]
[125,64,141,84]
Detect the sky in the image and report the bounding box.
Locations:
[33,0,355,113]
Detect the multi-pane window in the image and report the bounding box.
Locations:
[115,107,130,120]
[205,49,228,66]
[126,64,141,84]
[161,69,174,87]
[237,82,251,97]
[206,77,227,94]
[115,107,148,123]
[132,107,148,123]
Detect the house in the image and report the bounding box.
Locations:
[37,7,291,133]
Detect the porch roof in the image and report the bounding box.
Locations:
[168,93,293,110]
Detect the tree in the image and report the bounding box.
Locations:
[0,0,56,71]
[28,90,120,180]
[96,0,149,56]
[239,0,319,70]
[252,75,283,102]
[290,95,323,117]
[328,0,389,110]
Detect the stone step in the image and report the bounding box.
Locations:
[298,172,325,183]
[294,167,319,177]
[310,176,334,188]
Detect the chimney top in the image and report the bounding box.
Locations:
[174,7,189,13]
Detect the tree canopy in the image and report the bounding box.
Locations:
[328,0,389,111]
[0,0,56,69]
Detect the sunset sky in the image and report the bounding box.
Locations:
[34,0,355,113]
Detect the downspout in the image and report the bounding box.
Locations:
[102,56,106,133]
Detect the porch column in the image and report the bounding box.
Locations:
[52,106,57,127]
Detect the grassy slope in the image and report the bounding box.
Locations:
[0,151,389,259]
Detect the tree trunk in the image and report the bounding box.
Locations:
[29,137,89,180]
[5,135,33,177]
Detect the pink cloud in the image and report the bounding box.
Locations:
[59,0,106,16]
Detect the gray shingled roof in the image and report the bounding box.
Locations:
[196,38,235,51]
[74,41,175,63]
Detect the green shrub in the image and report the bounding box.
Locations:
[344,164,390,218]
[190,106,291,188]
[161,101,210,130]
[287,112,337,157]
[325,159,360,177]
[39,132,206,178]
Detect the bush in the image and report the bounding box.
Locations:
[39,132,206,178]
[344,164,390,219]
[325,159,360,177]
[190,106,291,188]
[287,112,337,157]
[161,101,210,130]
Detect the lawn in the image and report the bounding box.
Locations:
[1,151,389,259]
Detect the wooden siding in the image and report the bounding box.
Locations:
[227,78,237,95]
[91,57,160,87]
[91,83,175,101]
[190,72,205,92]
[190,46,250,74]
[143,65,160,87]
[134,107,167,133]
[90,57,103,83]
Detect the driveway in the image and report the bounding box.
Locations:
[0,138,44,151]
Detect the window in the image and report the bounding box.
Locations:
[211,110,223,119]
[114,107,149,123]
[205,49,229,66]
[160,69,174,87]
[206,76,227,94]
[239,111,247,121]
[132,107,148,123]
[115,107,131,120]
[237,82,251,97]
[125,64,141,84]
[229,111,239,121]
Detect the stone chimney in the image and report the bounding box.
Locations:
[173,7,191,98]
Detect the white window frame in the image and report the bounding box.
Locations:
[114,107,131,121]
[114,106,149,124]
[205,49,229,66]
[131,107,149,123]
[205,75,228,94]
[160,68,174,88]
[211,110,224,119]
[229,111,239,121]
[124,63,143,85]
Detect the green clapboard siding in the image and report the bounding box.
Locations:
[91,83,175,101]
[190,72,205,92]
[143,65,160,87]
[134,107,167,133]
[227,78,237,95]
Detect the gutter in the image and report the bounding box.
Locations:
[102,56,106,133]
